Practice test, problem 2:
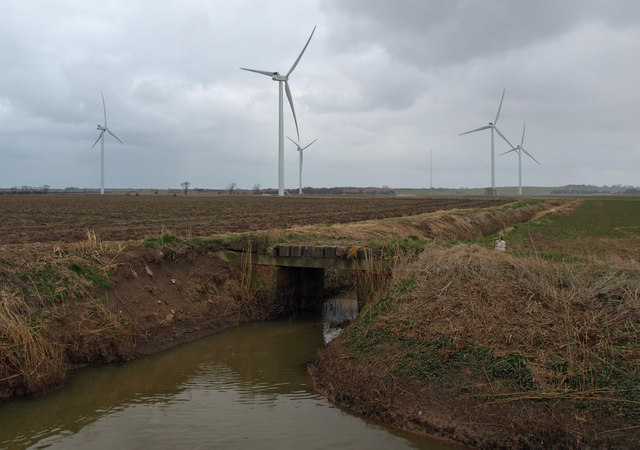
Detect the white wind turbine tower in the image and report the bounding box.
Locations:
[241,26,316,196]
[287,136,317,195]
[499,123,539,196]
[459,89,513,194]
[91,91,123,195]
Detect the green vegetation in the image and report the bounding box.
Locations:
[18,265,69,304]
[474,198,640,261]
[68,261,112,289]
[142,233,184,248]
[366,235,431,255]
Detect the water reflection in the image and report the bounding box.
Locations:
[0,294,454,449]
[323,291,358,343]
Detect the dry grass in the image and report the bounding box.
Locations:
[225,242,273,321]
[362,243,640,401]
[0,232,135,398]
[281,200,563,244]
[0,289,66,395]
[59,297,135,366]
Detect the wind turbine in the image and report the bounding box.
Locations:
[459,89,513,195]
[241,26,316,196]
[287,136,317,195]
[499,123,539,196]
[91,91,123,195]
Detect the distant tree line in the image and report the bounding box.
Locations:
[550,184,640,195]
[3,185,50,194]
[253,186,394,195]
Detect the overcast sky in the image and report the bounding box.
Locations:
[1,0,639,190]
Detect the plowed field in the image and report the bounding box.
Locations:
[0,194,510,244]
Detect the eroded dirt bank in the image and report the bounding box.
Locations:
[0,243,274,401]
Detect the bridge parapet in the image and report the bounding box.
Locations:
[256,244,384,270]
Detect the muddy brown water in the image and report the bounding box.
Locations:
[0,294,456,449]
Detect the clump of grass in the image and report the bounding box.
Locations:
[71,230,106,255]
[0,290,66,396]
[68,261,112,289]
[224,241,272,320]
[142,233,183,249]
[60,297,135,366]
[17,265,69,305]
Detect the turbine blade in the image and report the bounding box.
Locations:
[286,25,316,77]
[494,89,505,124]
[101,90,107,126]
[521,146,540,164]
[240,67,277,77]
[106,128,123,144]
[287,136,300,147]
[301,138,317,150]
[498,148,517,157]
[520,122,526,146]
[495,126,514,148]
[91,131,104,149]
[285,81,299,141]
[459,125,491,136]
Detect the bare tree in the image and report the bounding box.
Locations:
[226,182,237,195]
[180,181,191,195]
[253,184,261,195]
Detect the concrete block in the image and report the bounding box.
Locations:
[335,247,348,258]
[346,247,359,259]
[278,245,290,257]
[313,246,324,258]
[324,246,337,258]
[290,245,303,257]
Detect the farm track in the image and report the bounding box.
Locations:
[0,195,510,244]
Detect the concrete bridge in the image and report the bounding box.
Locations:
[225,244,389,316]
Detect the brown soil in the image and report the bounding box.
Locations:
[0,194,509,244]
[104,245,261,355]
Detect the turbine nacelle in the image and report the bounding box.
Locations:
[272,73,288,82]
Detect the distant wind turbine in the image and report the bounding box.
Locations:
[499,123,539,196]
[287,136,317,195]
[91,91,123,195]
[241,26,316,196]
[459,89,513,194]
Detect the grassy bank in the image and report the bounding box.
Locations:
[311,198,640,447]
